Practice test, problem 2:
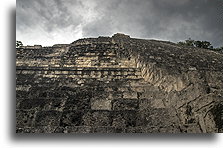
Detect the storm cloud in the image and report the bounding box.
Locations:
[16,0,223,47]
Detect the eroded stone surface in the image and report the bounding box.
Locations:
[16,33,223,133]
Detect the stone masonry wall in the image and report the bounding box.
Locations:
[16,34,223,133]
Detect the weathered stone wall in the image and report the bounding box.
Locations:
[112,34,223,133]
[16,34,223,133]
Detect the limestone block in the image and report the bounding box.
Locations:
[118,87,129,92]
[58,126,90,133]
[91,99,111,110]
[82,111,111,126]
[139,98,151,110]
[130,86,144,93]
[77,71,82,75]
[107,92,123,99]
[65,91,92,110]
[16,110,36,127]
[181,124,202,133]
[203,111,218,133]
[16,85,31,91]
[112,99,139,110]
[55,71,61,75]
[136,108,172,127]
[30,126,62,133]
[111,110,137,128]
[103,71,109,75]
[35,111,61,126]
[19,99,50,110]
[62,71,69,74]
[16,127,33,133]
[123,91,138,99]
[91,126,115,133]
[60,110,84,126]
[151,99,165,108]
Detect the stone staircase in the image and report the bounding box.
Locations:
[16,42,179,133]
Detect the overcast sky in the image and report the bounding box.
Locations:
[16,0,223,47]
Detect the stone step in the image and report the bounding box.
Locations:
[16,53,118,59]
[16,78,158,100]
[16,73,145,82]
[17,56,135,67]
[16,64,136,69]
[16,66,139,71]
[16,67,142,79]
[16,107,173,133]
[16,76,144,86]
[16,71,142,78]
[16,125,180,133]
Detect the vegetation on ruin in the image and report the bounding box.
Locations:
[177,38,223,53]
[16,41,23,48]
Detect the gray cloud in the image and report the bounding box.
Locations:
[16,0,223,47]
[17,0,82,31]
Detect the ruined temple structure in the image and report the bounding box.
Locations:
[16,33,223,133]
